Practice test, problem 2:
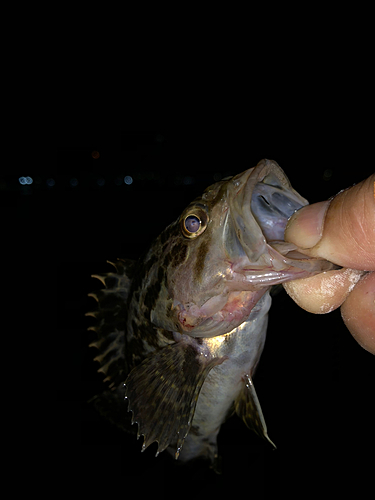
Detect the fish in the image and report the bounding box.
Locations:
[87,159,336,470]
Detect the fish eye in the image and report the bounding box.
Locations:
[181,210,209,238]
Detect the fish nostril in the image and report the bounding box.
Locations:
[260,195,270,206]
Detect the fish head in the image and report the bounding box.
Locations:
[149,159,335,338]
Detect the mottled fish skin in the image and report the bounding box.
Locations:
[88,159,336,468]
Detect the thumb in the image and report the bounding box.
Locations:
[285,174,375,270]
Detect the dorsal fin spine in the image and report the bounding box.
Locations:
[87,258,136,388]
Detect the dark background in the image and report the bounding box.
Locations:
[21,136,373,494]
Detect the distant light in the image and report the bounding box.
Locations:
[19,176,33,185]
[96,177,105,186]
[323,169,333,181]
[155,134,165,143]
[213,172,222,181]
[70,177,78,187]
[46,178,55,187]
[114,176,123,186]
[124,175,133,185]
[183,176,194,185]
[91,150,100,159]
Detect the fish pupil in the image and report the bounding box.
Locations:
[185,215,201,233]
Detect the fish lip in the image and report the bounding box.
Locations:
[225,167,268,264]
[231,244,338,286]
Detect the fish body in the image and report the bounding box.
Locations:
[169,293,272,463]
[88,159,335,468]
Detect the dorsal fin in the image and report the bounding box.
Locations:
[86,258,136,389]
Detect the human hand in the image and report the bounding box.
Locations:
[283,174,375,354]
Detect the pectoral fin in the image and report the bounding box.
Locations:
[235,374,276,449]
[124,336,226,459]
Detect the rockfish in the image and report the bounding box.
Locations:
[87,159,334,470]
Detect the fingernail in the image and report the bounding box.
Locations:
[284,200,330,249]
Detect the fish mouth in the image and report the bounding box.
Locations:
[226,159,337,278]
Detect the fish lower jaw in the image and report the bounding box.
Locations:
[177,289,265,335]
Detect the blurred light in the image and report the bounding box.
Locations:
[183,176,194,185]
[46,178,55,187]
[213,172,222,181]
[155,134,165,142]
[96,177,105,186]
[114,176,123,186]
[70,177,78,187]
[323,168,333,181]
[91,150,100,159]
[124,175,133,185]
[19,176,33,185]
